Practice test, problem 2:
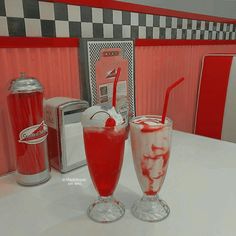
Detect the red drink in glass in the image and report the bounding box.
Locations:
[82,114,126,223]
[83,126,126,197]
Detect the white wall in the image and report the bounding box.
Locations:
[120,0,236,19]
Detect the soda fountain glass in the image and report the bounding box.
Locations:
[83,123,127,223]
[130,115,173,222]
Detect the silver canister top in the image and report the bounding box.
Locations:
[9,72,43,93]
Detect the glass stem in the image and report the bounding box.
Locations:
[98,195,113,202]
[142,194,159,201]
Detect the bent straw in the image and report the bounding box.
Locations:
[112,67,121,107]
[161,77,185,124]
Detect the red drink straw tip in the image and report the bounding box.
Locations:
[112,67,122,108]
[161,77,185,124]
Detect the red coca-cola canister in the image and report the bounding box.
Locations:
[8,73,50,186]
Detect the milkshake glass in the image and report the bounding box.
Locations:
[130,115,172,222]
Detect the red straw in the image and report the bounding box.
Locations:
[161,77,185,124]
[112,67,121,107]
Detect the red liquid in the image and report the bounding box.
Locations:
[83,127,126,197]
[141,147,170,196]
[8,92,47,175]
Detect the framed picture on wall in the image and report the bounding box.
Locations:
[79,39,135,120]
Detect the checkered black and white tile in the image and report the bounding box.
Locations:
[0,0,235,40]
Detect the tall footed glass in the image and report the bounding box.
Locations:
[130,115,172,222]
[83,123,126,223]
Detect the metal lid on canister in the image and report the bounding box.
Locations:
[9,72,43,93]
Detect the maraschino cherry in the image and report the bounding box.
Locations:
[105,117,116,127]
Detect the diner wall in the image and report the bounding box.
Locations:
[0,0,236,176]
[135,45,236,132]
[0,0,235,40]
[1,44,236,175]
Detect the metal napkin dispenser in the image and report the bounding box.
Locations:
[45,97,89,173]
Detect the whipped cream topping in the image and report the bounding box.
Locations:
[131,116,171,126]
[81,105,123,127]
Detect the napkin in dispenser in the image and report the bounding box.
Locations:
[64,122,84,167]
[45,97,89,173]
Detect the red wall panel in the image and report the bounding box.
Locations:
[135,45,236,132]
[1,44,236,175]
[195,56,233,139]
[0,47,80,175]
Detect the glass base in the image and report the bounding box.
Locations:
[131,195,170,222]
[16,169,50,186]
[87,196,125,223]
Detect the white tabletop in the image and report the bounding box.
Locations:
[1,131,236,236]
